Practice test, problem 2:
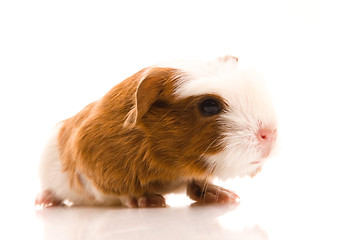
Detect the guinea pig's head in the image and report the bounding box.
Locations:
[125,56,277,179]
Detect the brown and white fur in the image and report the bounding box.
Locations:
[36,56,277,208]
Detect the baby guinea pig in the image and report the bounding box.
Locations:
[36,55,277,208]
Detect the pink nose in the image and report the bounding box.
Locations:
[257,128,277,158]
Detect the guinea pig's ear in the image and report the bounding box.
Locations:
[124,67,178,128]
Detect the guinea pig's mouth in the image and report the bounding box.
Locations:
[250,161,261,165]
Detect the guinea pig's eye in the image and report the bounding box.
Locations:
[199,98,222,116]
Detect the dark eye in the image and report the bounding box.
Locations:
[199,98,222,116]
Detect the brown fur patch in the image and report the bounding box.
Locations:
[58,67,226,200]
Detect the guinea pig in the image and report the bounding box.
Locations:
[36,55,277,208]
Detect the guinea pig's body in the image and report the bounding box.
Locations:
[36,56,277,208]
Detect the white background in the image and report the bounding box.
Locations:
[1,0,360,239]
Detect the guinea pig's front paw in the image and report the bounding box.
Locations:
[186,180,240,204]
[121,194,166,208]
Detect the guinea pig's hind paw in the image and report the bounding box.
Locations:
[187,181,240,204]
[122,194,166,208]
[35,190,63,208]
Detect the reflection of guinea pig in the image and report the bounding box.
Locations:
[36,56,277,208]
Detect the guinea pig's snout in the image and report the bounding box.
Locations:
[256,127,277,158]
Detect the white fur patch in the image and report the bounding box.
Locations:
[159,58,278,179]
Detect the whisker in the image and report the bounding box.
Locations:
[214,188,220,203]
[199,159,219,203]
[201,181,208,202]
[200,136,222,157]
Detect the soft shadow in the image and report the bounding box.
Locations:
[36,204,269,240]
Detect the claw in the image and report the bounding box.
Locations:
[35,190,63,208]
[122,194,166,208]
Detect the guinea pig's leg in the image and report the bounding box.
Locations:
[186,180,239,204]
[120,194,166,208]
[35,189,63,208]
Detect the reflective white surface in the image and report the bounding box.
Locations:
[1,0,361,239]
[36,205,268,240]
